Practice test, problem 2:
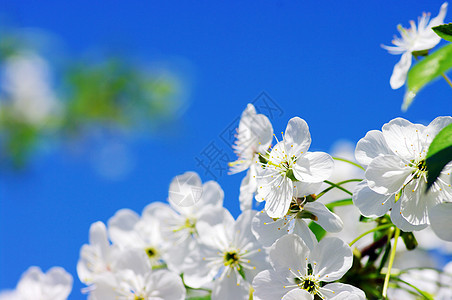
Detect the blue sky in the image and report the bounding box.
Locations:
[1,1,451,298]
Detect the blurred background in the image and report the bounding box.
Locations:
[1,1,451,298]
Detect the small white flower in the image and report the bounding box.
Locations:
[252,234,365,300]
[229,104,274,211]
[382,2,448,90]
[255,117,334,218]
[0,266,73,300]
[354,117,452,235]
[183,210,269,300]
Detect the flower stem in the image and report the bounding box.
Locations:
[441,73,452,89]
[391,275,434,300]
[332,157,365,171]
[325,198,353,210]
[317,179,362,199]
[382,227,400,298]
[321,180,355,196]
[349,224,394,247]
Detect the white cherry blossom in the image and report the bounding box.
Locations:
[354,117,452,235]
[382,2,448,91]
[183,209,269,300]
[0,266,72,300]
[229,104,274,211]
[255,117,334,218]
[252,234,365,300]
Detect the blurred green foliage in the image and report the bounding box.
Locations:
[0,29,183,168]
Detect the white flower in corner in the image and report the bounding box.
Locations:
[354,117,452,235]
[0,266,73,300]
[255,117,334,218]
[90,249,185,300]
[382,2,448,90]
[252,234,365,300]
[183,210,269,300]
[229,103,274,211]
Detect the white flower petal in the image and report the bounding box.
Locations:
[234,210,259,246]
[282,289,313,300]
[239,168,257,211]
[365,155,411,195]
[294,181,323,197]
[400,180,435,227]
[196,207,235,248]
[355,130,393,167]
[262,176,293,218]
[150,270,186,300]
[88,221,110,258]
[309,237,352,282]
[0,291,19,300]
[320,283,366,300]
[390,52,412,90]
[429,202,452,241]
[252,270,292,300]
[182,250,217,289]
[212,270,250,300]
[107,209,141,247]
[252,114,274,153]
[17,267,73,300]
[269,234,309,275]
[292,219,317,251]
[421,2,449,44]
[232,103,273,174]
[352,180,393,218]
[423,116,452,145]
[114,248,150,276]
[381,118,423,159]
[200,180,224,207]
[293,152,334,183]
[390,199,428,231]
[304,202,343,232]
[284,117,311,156]
[251,211,287,247]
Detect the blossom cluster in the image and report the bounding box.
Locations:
[3,101,452,300]
[3,2,452,299]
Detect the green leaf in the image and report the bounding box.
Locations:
[404,44,452,111]
[425,123,452,190]
[308,221,326,241]
[433,23,452,42]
